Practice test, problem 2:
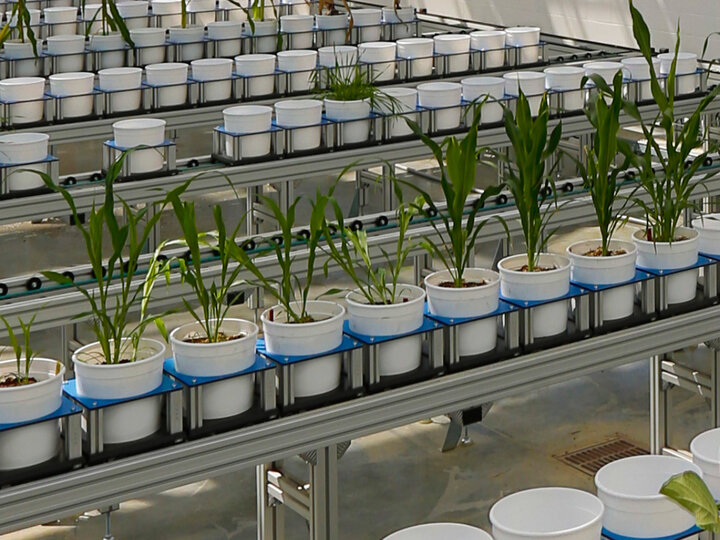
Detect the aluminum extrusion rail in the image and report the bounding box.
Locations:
[0,303,717,534]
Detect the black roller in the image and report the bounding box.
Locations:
[156,254,168,263]
[375,215,389,227]
[297,229,311,240]
[496,194,508,205]
[271,235,284,245]
[187,159,200,168]
[182,250,192,261]
[556,56,564,63]
[26,277,41,291]
[626,170,636,179]
[472,198,485,210]
[540,186,552,197]
[350,220,364,231]
[62,176,77,186]
[705,156,713,167]
[242,239,256,251]
[327,223,338,235]
[210,249,220,257]
[0,284,8,297]
[90,172,103,182]
[562,182,574,193]
[62,271,75,282]
[426,208,438,218]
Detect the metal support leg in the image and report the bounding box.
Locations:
[650,354,668,454]
[381,163,395,212]
[257,463,284,540]
[100,505,118,540]
[309,445,338,540]
[712,349,720,428]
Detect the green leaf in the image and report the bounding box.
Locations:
[660,472,720,532]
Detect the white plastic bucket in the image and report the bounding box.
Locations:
[145,62,188,107]
[385,523,492,540]
[381,6,415,39]
[503,71,545,115]
[0,132,49,191]
[235,53,276,97]
[99,67,142,112]
[3,41,41,76]
[207,21,243,57]
[595,455,702,538]
[692,214,720,255]
[691,427,720,499]
[633,227,699,305]
[461,76,504,123]
[470,30,506,68]
[621,56,661,100]
[318,44,357,80]
[130,27,167,65]
[499,253,570,338]
[262,301,345,397]
[396,37,433,77]
[46,34,86,73]
[315,13,347,46]
[583,61,623,85]
[658,52,698,94]
[433,33,470,73]
[243,19,278,53]
[325,98,371,144]
[0,77,45,126]
[354,8,382,42]
[417,81,462,131]
[504,26,540,64]
[222,105,273,157]
[117,1,149,29]
[88,33,126,69]
[275,99,323,151]
[168,25,205,61]
[44,6,78,35]
[544,66,585,111]
[48,71,95,118]
[192,58,233,102]
[112,117,166,174]
[358,41,396,82]
[151,0,181,27]
[373,86,417,137]
[280,15,314,49]
[277,49,317,92]
[491,487,604,540]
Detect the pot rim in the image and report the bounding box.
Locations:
[566,239,637,260]
[498,253,570,274]
[417,81,462,92]
[224,104,273,116]
[274,98,323,110]
[470,29,506,37]
[433,33,471,41]
[72,337,166,369]
[169,317,259,348]
[505,26,541,33]
[113,118,166,130]
[425,268,500,291]
[260,300,345,327]
[345,283,425,307]
[0,76,46,86]
[0,358,65,393]
[631,226,699,246]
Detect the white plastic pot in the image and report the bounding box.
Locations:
[117,1,149,29]
[187,0,215,26]
[692,214,720,255]
[130,27,167,65]
[381,6,415,39]
[192,58,233,102]
[73,338,166,444]
[235,53,276,97]
[275,99,323,151]
[499,253,570,339]
[433,33,471,74]
[490,487,604,540]
[470,30,506,68]
[621,56,661,100]
[262,301,345,397]
[98,67,142,112]
[417,81,462,131]
[426,268,500,357]
[358,41,396,82]
[0,132,49,191]
[244,19,278,54]
[170,318,259,420]
[595,455,702,538]
[0,77,45,126]
[461,76,504,123]
[691,427,720,499]
[503,71,545,115]
[385,523,492,540]
[633,227,699,305]
[48,71,95,118]
[151,0,181,27]
[346,285,426,377]
[373,86,417,137]
[504,26,540,64]
[277,49,317,92]
[315,14,347,47]
[81,3,102,33]
[0,358,65,470]
[544,66,585,111]
[207,21,243,58]
[3,41,41,77]
[145,62,189,107]
[43,6,78,35]
[658,52,698,94]
[88,33,126,69]
[280,15,314,49]
[318,45,357,80]
[583,61,623,84]
[567,240,637,321]
[222,104,273,157]
[354,8,382,42]
[325,98,371,144]
[168,25,205,61]
[396,37,433,77]
[46,34,86,73]
[112,117,166,173]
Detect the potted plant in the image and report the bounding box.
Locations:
[0,0,41,77]
[661,471,720,533]
[566,70,638,322]
[0,314,65,471]
[165,198,259,421]
[83,0,135,68]
[168,0,205,61]
[402,103,505,357]
[497,91,570,339]
[40,155,184,445]
[623,1,720,305]
[231,191,346,398]
[382,0,416,40]
[323,184,426,377]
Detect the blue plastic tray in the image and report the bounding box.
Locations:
[501,283,588,309]
[343,316,443,345]
[572,269,654,292]
[638,255,714,277]
[0,395,80,432]
[424,299,517,326]
[602,525,701,540]
[63,375,181,410]
[163,354,273,386]
[257,334,362,365]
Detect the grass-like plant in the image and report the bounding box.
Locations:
[401,101,505,287]
[622,0,720,243]
[323,182,423,304]
[577,70,635,256]
[661,471,720,532]
[316,63,398,111]
[163,196,249,343]
[0,0,39,58]
[39,155,188,364]
[231,190,331,323]
[82,0,134,47]
[499,91,562,271]
[0,314,43,386]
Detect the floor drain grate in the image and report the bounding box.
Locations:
[555,437,648,476]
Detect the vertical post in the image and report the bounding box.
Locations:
[381,163,395,212]
[650,354,667,454]
[309,445,338,540]
[712,348,720,428]
[257,463,284,540]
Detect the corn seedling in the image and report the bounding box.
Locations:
[0,314,40,385]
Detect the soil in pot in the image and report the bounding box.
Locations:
[0,374,38,386]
